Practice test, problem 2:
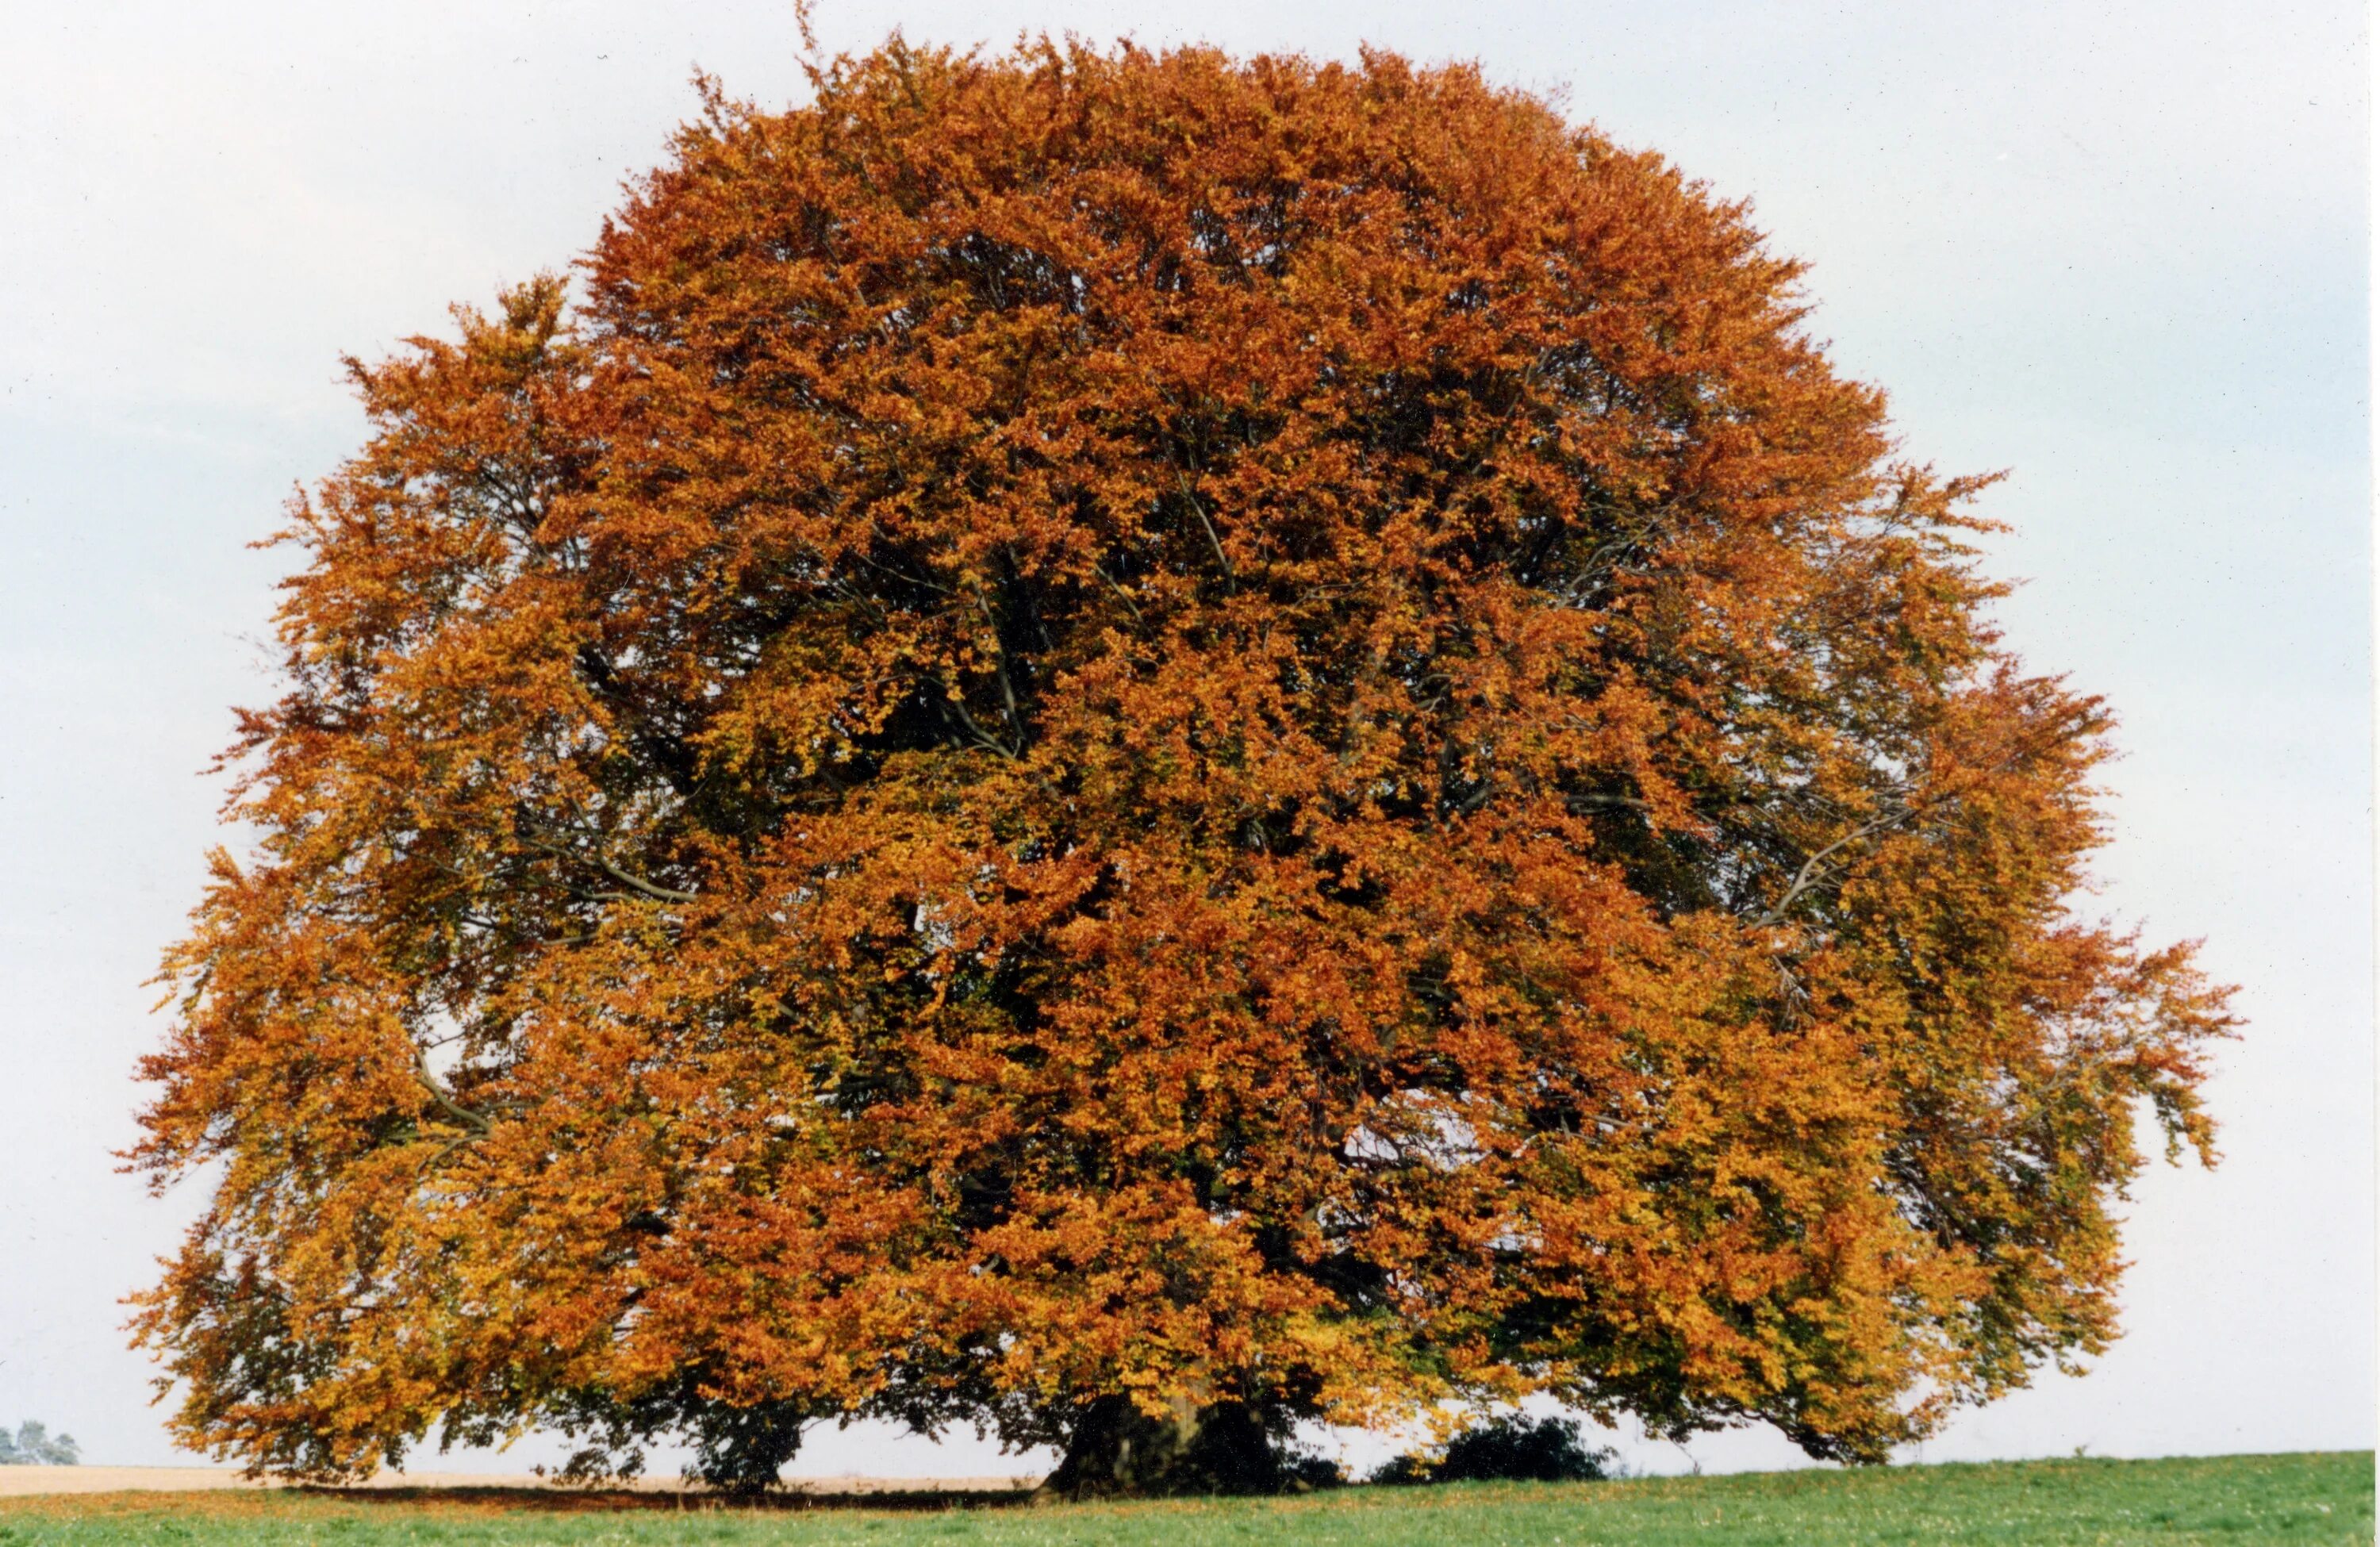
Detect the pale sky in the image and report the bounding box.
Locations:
[0,0,2367,1482]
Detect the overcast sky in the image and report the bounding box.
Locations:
[0,0,2367,1481]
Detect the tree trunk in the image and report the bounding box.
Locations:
[1040,1393,1284,1497]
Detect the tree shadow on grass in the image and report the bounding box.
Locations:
[285,1481,1048,1515]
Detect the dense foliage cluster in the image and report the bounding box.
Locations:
[133,39,2232,1487]
[1372,1415,1614,1485]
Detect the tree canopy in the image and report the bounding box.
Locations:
[133,39,2234,1489]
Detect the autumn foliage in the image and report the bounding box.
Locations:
[133,40,2235,1488]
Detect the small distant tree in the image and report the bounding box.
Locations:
[0,1422,82,1466]
[133,36,2235,1494]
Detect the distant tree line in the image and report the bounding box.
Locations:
[0,1422,79,1465]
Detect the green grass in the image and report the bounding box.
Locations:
[0,1452,2367,1545]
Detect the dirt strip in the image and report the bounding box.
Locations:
[0,1467,1042,1499]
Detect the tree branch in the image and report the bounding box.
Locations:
[1177,471,1236,589]
[413,1045,493,1135]
[927,674,1020,758]
[975,593,1032,751]
[1752,804,1925,928]
[1565,792,1651,812]
[591,855,697,904]
[1092,564,1146,622]
[520,831,698,904]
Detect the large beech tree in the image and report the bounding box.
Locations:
[135,40,2234,1490]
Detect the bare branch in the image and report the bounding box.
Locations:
[927,675,1019,759]
[974,593,1032,750]
[591,855,697,904]
[413,1045,493,1134]
[1565,792,1652,812]
[1753,805,1925,928]
[1177,471,1236,588]
[519,832,698,904]
[1092,564,1145,622]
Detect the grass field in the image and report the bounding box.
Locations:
[0,1452,2366,1545]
